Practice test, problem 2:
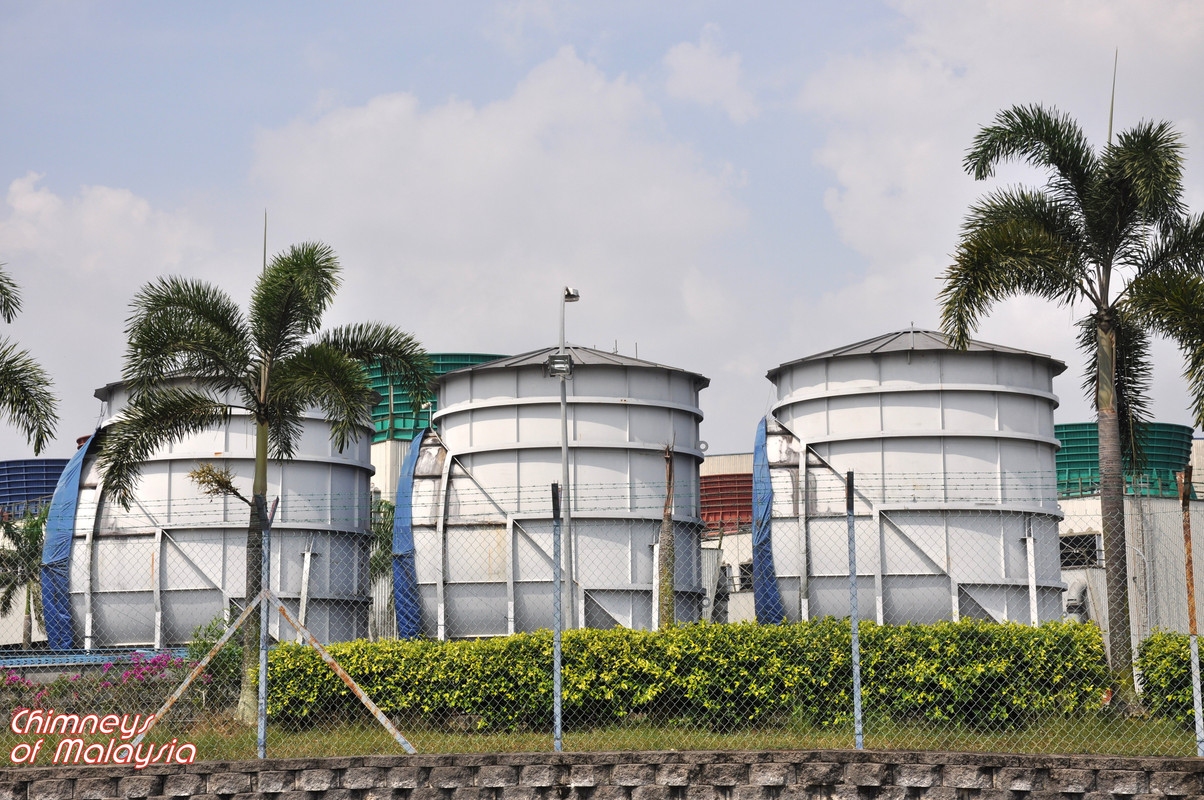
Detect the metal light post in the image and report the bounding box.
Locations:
[546,286,579,752]
[553,287,579,625]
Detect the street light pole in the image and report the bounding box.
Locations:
[547,286,579,753]
[558,287,579,627]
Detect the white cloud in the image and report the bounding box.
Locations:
[250,46,747,368]
[664,24,758,124]
[794,0,1204,428]
[0,173,217,455]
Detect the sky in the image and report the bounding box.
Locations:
[2,0,1204,459]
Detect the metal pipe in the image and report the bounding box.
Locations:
[273,592,416,754]
[559,287,579,627]
[846,470,864,750]
[551,482,563,752]
[131,596,262,748]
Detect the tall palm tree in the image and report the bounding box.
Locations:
[0,506,49,649]
[0,263,58,454]
[939,105,1204,702]
[96,242,433,724]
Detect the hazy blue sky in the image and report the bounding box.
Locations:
[3,1,1204,459]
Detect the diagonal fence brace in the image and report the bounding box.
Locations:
[131,596,261,748]
[269,591,417,754]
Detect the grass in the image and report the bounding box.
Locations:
[4,710,1191,764]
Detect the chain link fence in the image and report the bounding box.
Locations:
[3,476,1204,765]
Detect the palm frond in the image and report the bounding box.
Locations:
[1102,119,1186,229]
[1076,311,1152,471]
[320,322,435,413]
[96,387,232,508]
[250,242,341,367]
[368,498,395,581]
[940,190,1087,347]
[0,582,16,617]
[0,263,22,323]
[124,276,252,397]
[1128,271,1204,427]
[963,104,1096,208]
[1085,120,1187,268]
[272,343,376,453]
[0,506,46,620]
[1130,212,1204,282]
[0,337,58,454]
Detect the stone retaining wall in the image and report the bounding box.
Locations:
[3,750,1203,800]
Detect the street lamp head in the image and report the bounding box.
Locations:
[563,287,580,302]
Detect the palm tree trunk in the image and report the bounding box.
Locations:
[22,585,32,650]
[1097,321,1138,708]
[237,419,270,725]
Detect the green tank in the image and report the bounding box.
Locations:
[1055,421,1195,498]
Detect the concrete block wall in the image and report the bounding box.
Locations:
[4,750,1204,800]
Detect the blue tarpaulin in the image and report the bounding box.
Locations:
[392,428,426,639]
[41,432,97,649]
[752,417,786,624]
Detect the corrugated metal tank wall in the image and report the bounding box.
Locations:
[69,380,375,649]
[411,347,709,638]
[767,329,1065,625]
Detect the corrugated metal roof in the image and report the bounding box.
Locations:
[767,327,1066,381]
[700,452,753,476]
[445,345,711,388]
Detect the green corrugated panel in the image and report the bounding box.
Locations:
[1054,421,1195,498]
[370,352,507,443]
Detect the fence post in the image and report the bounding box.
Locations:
[1176,468,1203,757]
[551,482,563,752]
[846,470,864,750]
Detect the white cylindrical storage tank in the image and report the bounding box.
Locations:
[413,346,709,638]
[67,380,375,649]
[766,328,1065,625]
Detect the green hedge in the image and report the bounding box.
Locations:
[1138,631,1201,727]
[266,619,1110,732]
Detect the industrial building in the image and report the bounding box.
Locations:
[0,458,68,647]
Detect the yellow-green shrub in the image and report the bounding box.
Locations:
[265,619,1109,731]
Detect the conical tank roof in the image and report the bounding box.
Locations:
[766,327,1066,382]
[446,345,710,389]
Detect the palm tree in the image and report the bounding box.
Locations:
[96,242,433,724]
[368,497,396,583]
[939,105,1204,703]
[0,263,58,454]
[0,506,49,649]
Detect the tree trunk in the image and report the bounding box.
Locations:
[1096,318,1138,709]
[22,585,32,650]
[237,419,270,725]
[658,445,675,628]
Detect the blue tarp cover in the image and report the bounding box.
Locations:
[752,417,786,624]
[392,428,426,639]
[41,432,97,649]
